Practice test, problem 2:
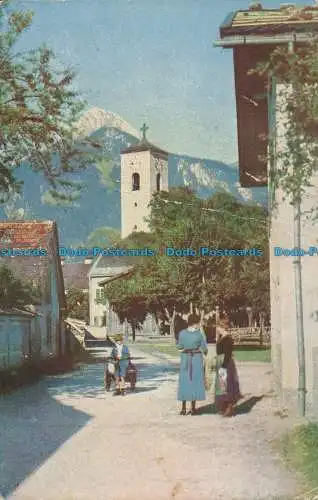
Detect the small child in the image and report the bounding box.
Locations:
[111,334,130,396]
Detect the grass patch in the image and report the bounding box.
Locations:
[134,343,179,357]
[136,343,270,362]
[233,348,270,363]
[279,423,318,491]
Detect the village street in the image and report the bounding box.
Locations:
[0,348,301,500]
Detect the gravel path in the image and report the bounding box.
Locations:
[0,348,301,500]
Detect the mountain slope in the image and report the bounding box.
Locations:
[0,108,268,246]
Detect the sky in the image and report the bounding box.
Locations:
[13,0,313,164]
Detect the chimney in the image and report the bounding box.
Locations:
[249,2,263,10]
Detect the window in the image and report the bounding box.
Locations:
[133,225,137,231]
[101,312,106,326]
[132,172,140,191]
[96,288,105,303]
[134,202,137,207]
[156,173,161,192]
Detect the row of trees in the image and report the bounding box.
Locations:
[99,188,269,338]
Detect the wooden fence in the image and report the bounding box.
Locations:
[228,327,271,347]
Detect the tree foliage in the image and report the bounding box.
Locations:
[0,2,101,204]
[86,226,121,248]
[252,35,318,213]
[66,288,89,322]
[103,188,269,332]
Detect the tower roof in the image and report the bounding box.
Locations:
[120,122,168,156]
[120,138,168,156]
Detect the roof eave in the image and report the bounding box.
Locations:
[51,222,67,309]
[98,269,134,286]
[214,31,317,48]
[120,140,169,156]
[219,11,236,31]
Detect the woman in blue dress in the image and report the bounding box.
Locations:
[111,334,130,396]
[176,314,208,415]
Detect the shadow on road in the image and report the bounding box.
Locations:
[235,396,264,414]
[196,403,218,415]
[0,383,91,499]
[0,355,179,497]
[38,362,178,399]
[45,363,109,399]
[196,396,264,416]
[133,386,158,393]
[43,359,178,399]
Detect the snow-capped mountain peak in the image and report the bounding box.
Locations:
[76,107,140,139]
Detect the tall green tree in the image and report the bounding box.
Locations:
[66,288,89,322]
[0,2,101,204]
[86,227,121,248]
[104,188,269,341]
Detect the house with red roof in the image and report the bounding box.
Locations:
[0,221,67,368]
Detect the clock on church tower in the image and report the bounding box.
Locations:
[120,123,169,239]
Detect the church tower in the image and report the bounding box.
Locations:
[120,123,169,239]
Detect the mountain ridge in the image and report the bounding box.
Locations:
[0,108,268,246]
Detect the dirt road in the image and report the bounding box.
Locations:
[0,348,300,500]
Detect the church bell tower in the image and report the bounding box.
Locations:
[120,123,169,239]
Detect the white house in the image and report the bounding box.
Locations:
[88,254,133,328]
[88,253,159,336]
[217,3,318,416]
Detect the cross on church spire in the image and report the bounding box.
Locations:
[140,122,149,141]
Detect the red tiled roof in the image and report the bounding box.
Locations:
[0,221,66,309]
[0,221,54,249]
[219,5,318,37]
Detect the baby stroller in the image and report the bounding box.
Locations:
[125,359,137,391]
[104,358,137,392]
[104,358,116,392]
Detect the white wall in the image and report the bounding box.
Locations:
[120,151,168,238]
[270,82,318,415]
[89,276,106,326]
